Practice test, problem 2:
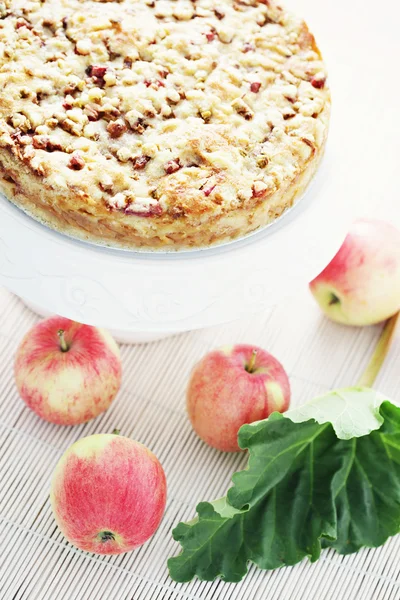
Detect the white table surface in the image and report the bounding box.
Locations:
[0,286,399,600]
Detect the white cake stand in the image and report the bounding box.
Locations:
[0,142,353,343]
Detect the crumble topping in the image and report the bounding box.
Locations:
[0,0,329,225]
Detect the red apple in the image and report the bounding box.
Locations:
[187,344,290,452]
[51,433,167,554]
[14,316,122,425]
[310,219,400,326]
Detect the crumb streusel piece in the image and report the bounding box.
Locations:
[0,0,330,249]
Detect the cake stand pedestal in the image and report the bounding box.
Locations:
[19,297,174,343]
[0,147,352,344]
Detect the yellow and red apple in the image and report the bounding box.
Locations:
[310,219,400,326]
[51,433,167,554]
[187,344,290,452]
[14,316,122,425]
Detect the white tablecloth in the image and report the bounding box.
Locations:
[0,287,399,600]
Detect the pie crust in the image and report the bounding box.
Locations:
[0,0,330,250]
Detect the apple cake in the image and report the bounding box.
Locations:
[0,0,330,250]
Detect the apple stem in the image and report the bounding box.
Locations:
[57,329,69,353]
[246,350,258,374]
[357,311,399,388]
[112,429,120,435]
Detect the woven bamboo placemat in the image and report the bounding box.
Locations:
[0,288,399,600]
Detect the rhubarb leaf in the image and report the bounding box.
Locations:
[168,395,400,583]
[285,387,400,439]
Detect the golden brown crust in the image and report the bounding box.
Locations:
[0,0,330,249]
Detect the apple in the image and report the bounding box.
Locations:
[51,433,167,554]
[310,219,400,326]
[186,344,290,452]
[14,316,122,425]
